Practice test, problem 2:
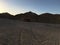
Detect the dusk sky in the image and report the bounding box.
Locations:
[0,0,60,15]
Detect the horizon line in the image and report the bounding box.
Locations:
[0,11,60,15]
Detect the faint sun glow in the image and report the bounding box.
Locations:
[0,0,7,13]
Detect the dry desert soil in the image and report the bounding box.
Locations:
[0,19,60,45]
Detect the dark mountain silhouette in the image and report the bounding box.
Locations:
[38,13,54,23]
[0,12,60,23]
[15,11,38,22]
[0,12,14,19]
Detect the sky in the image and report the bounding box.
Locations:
[0,0,60,15]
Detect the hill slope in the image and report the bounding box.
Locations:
[0,12,60,24]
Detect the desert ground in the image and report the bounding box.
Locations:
[0,19,60,45]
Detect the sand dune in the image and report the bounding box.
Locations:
[0,19,60,45]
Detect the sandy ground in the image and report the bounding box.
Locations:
[0,19,60,45]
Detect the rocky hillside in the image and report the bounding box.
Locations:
[0,12,60,23]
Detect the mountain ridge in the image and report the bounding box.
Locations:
[0,11,60,24]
